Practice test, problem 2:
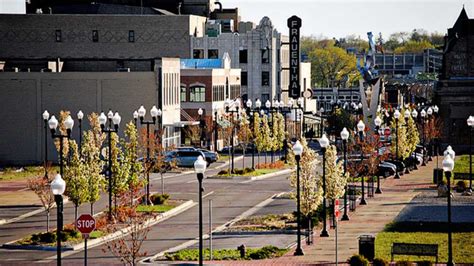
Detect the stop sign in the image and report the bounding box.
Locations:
[76,214,96,235]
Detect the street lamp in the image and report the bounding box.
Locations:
[442,154,455,266]
[293,140,305,255]
[246,100,256,169]
[319,134,330,236]
[421,109,427,166]
[467,115,474,192]
[427,107,434,161]
[99,111,121,220]
[194,155,207,265]
[213,108,219,153]
[340,128,350,221]
[51,173,66,266]
[394,109,401,179]
[374,117,383,194]
[133,110,139,128]
[48,115,73,180]
[224,99,240,173]
[357,120,368,204]
[412,109,419,170]
[198,108,205,148]
[403,109,411,174]
[77,110,84,149]
[137,105,161,205]
[42,110,50,178]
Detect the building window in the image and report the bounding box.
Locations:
[193,49,204,59]
[208,49,219,59]
[261,49,270,63]
[239,49,248,64]
[55,30,61,42]
[181,86,187,102]
[190,86,205,102]
[92,30,99,42]
[262,72,270,86]
[241,72,248,86]
[129,30,135,42]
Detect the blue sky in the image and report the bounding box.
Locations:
[1,0,471,38]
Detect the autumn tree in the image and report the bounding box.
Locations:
[64,140,88,225]
[405,113,420,159]
[289,138,323,223]
[27,171,55,232]
[394,40,434,53]
[124,122,144,199]
[270,113,285,161]
[253,112,264,165]
[260,114,272,164]
[308,46,358,87]
[237,113,253,168]
[390,112,410,160]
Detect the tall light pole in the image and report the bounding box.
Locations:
[198,108,205,148]
[412,109,419,170]
[319,134,330,236]
[42,110,50,178]
[442,151,455,266]
[194,155,207,265]
[137,105,160,205]
[420,109,427,166]
[374,116,383,194]
[467,115,474,192]
[357,120,367,205]
[246,100,256,169]
[340,128,350,221]
[404,109,411,174]
[51,173,66,266]
[293,140,304,255]
[213,108,219,152]
[99,111,121,220]
[77,110,84,149]
[394,110,401,179]
[224,98,240,173]
[427,107,433,161]
[48,115,73,266]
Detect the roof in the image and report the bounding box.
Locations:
[180,59,223,69]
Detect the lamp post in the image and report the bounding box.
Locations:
[133,110,139,128]
[357,120,367,205]
[198,108,205,148]
[394,110,401,179]
[468,115,474,192]
[213,108,219,152]
[99,111,121,220]
[442,153,455,266]
[319,134,330,236]
[374,117,383,194]
[293,140,304,255]
[194,155,207,265]
[42,110,50,178]
[48,115,73,181]
[412,109,419,170]
[224,99,240,173]
[340,128,350,221]
[51,173,66,266]
[279,100,290,163]
[77,110,84,149]
[137,105,160,205]
[404,109,411,174]
[246,100,256,169]
[420,109,427,166]
[427,107,433,161]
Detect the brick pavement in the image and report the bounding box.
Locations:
[198,159,438,265]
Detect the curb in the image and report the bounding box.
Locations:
[3,200,195,254]
[213,230,297,236]
[207,168,294,182]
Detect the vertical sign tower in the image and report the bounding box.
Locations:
[288,15,302,99]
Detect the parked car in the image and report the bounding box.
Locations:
[384,159,405,175]
[378,161,397,177]
[219,143,256,154]
[166,150,206,168]
[197,148,218,164]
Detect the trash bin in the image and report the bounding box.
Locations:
[348,184,356,212]
[358,235,375,261]
[433,168,443,184]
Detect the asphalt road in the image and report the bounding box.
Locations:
[0,154,293,265]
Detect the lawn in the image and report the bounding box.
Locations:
[136,204,175,213]
[164,246,288,261]
[454,155,472,173]
[375,232,474,263]
[0,166,58,181]
[216,168,279,178]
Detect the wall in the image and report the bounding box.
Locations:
[0,72,158,165]
[0,14,206,60]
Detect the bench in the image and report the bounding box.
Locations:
[391,243,438,263]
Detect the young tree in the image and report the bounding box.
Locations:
[184,125,201,146]
[111,132,129,211]
[405,113,420,158]
[324,145,349,201]
[308,46,358,87]
[270,113,285,161]
[64,140,88,225]
[104,185,150,265]
[253,112,264,165]
[27,171,55,232]
[390,112,410,160]
[289,138,323,223]
[260,114,272,164]
[123,122,144,201]
[237,113,252,168]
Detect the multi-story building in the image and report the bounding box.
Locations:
[373,49,442,77]
[180,53,241,150]
[191,17,287,103]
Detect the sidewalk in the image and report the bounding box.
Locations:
[201,159,438,265]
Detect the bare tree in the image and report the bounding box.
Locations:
[27,168,55,232]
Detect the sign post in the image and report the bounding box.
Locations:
[76,214,96,266]
[287,15,302,99]
[335,199,340,265]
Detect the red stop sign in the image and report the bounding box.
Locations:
[76,214,96,234]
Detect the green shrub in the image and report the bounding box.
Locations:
[248,246,280,259]
[373,258,389,266]
[348,254,369,266]
[233,169,244,175]
[395,261,412,266]
[30,234,40,243]
[218,169,228,175]
[456,180,468,192]
[150,193,170,205]
[243,168,253,174]
[39,232,57,243]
